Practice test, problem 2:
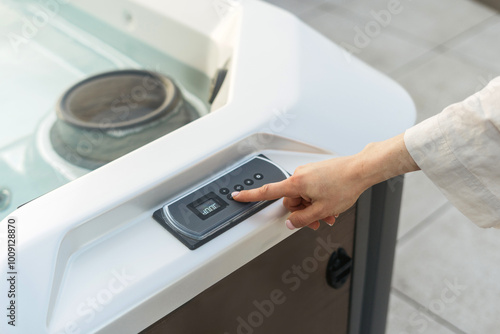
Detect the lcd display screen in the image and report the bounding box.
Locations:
[187,193,227,220]
[195,198,222,217]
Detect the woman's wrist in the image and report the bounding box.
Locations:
[355,133,420,191]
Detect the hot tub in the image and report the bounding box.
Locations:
[0,0,415,333]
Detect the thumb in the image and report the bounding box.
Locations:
[286,204,325,230]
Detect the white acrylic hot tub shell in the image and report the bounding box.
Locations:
[0,0,415,333]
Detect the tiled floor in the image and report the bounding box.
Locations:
[263,0,500,333]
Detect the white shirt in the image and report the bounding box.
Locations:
[404,76,500,228]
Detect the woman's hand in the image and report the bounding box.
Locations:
[233,156,366,230]
[233,133,419,230]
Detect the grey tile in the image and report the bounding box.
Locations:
[446,15,500,73]
[301,9,432,73]
[394,51,497,122]
[386,292,456,334]
[261,0,326,16]
[324,0,396,17]
[398,171,449,239]
[393,206,500,333]
[324,0,496,46]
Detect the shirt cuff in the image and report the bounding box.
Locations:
[404,114,500,228]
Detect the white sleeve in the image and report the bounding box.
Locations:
[404,76,500,228]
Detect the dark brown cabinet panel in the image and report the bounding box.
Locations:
[142,205,356,334]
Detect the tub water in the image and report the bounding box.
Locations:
[0,0,211,220]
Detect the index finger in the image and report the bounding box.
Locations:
[232,179,296,202]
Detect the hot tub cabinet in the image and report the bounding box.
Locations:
[142,179,403,334]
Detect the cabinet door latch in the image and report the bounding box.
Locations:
[326,247,352,289]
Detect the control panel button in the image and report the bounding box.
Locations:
[244,179,254,186]
[219,188,230,195]
[234,184,244,191]
[254,173,263,180]
[227,194,234,201]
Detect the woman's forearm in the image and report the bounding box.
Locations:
[356,133,420,192]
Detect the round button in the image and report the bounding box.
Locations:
[227,194,234,201]
[234,184,244,191]
[219,188,230,195]
[254,173,263,180]
[244,179,254,186]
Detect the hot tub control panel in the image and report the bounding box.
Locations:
[153,155,289,249]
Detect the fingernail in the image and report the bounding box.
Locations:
[326,222,334,226]
[285,220,295,230]
[231,191,240,198]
